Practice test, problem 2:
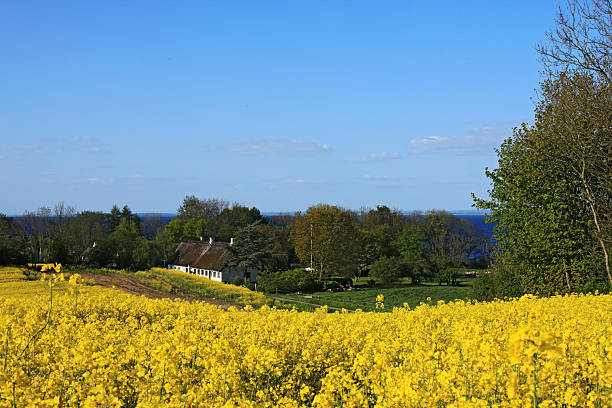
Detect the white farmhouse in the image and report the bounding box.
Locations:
[167,237,258,283]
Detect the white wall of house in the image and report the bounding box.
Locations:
[167,265,223,282]
[167,264,258,283]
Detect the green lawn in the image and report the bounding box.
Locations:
[275,278,475,312]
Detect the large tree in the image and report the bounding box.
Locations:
[537,73,612,285]
[474,74,611,293]
[536,0,612,285]
[224,221,272,280]
[474,0,612,294]
[177,196,229,219]
[257,223,297,272]
[291,204,360,279]
[393,225,428,284]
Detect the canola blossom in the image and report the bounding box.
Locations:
[0,273,611,407]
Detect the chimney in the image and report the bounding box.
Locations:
[209,237,213,244]
[230,237,234,246]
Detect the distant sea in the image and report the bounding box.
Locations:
[454,214,495,238]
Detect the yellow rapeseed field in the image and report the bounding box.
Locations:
[0,266,610,407]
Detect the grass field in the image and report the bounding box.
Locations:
[275,277,474,312]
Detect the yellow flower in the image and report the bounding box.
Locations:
[0,265,610,408]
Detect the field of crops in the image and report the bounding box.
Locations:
[1,267,610,407]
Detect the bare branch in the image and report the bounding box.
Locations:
[537,0,611,85]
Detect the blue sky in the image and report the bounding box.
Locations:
[1,1,558,214]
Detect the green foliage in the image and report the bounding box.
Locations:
[474,73,610,295]
[131,238,163,270]
[87,218,162,270]
[291,204,360,279]
[87,238,117,268]
[177,196,229,219]
[469,267,525,302]
[368,256,405,284]
[217,205,263,229]
[224,221,272,272]
[422,210,483,270]
[360,205,407,237]
[0,215,28,265]
[393,225,428,284]
[258,224,297,272]
[257,268,323,294]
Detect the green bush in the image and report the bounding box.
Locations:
[469,267,524,301]
[369,257,404,284]
[258,268,323,294]
[323,280,339,290]
[231,276,244,286]
[574,276,611,295]
[328,277,352,287]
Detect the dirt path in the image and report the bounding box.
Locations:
[81,273,239,309]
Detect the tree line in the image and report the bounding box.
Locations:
[0,196,488,286]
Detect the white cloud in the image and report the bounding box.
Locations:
[349,152,402,163]
[126,174,145,179]
[409,134,504,155]
[410,136,449,147]
[408,125,516,155]
[69,136,97,142]
[80,147,105,153]
[225,138,331,156]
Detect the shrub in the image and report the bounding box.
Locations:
[469,266,524,301]
[323,280,339,290]
[258,268,322,294]
[369,256,403,284]
[328,277,352,287]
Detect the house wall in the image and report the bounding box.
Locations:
[167,264,258,283]
[221,267,258,284]
[167,265,223,282]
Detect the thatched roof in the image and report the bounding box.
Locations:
[171,241,229,270]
